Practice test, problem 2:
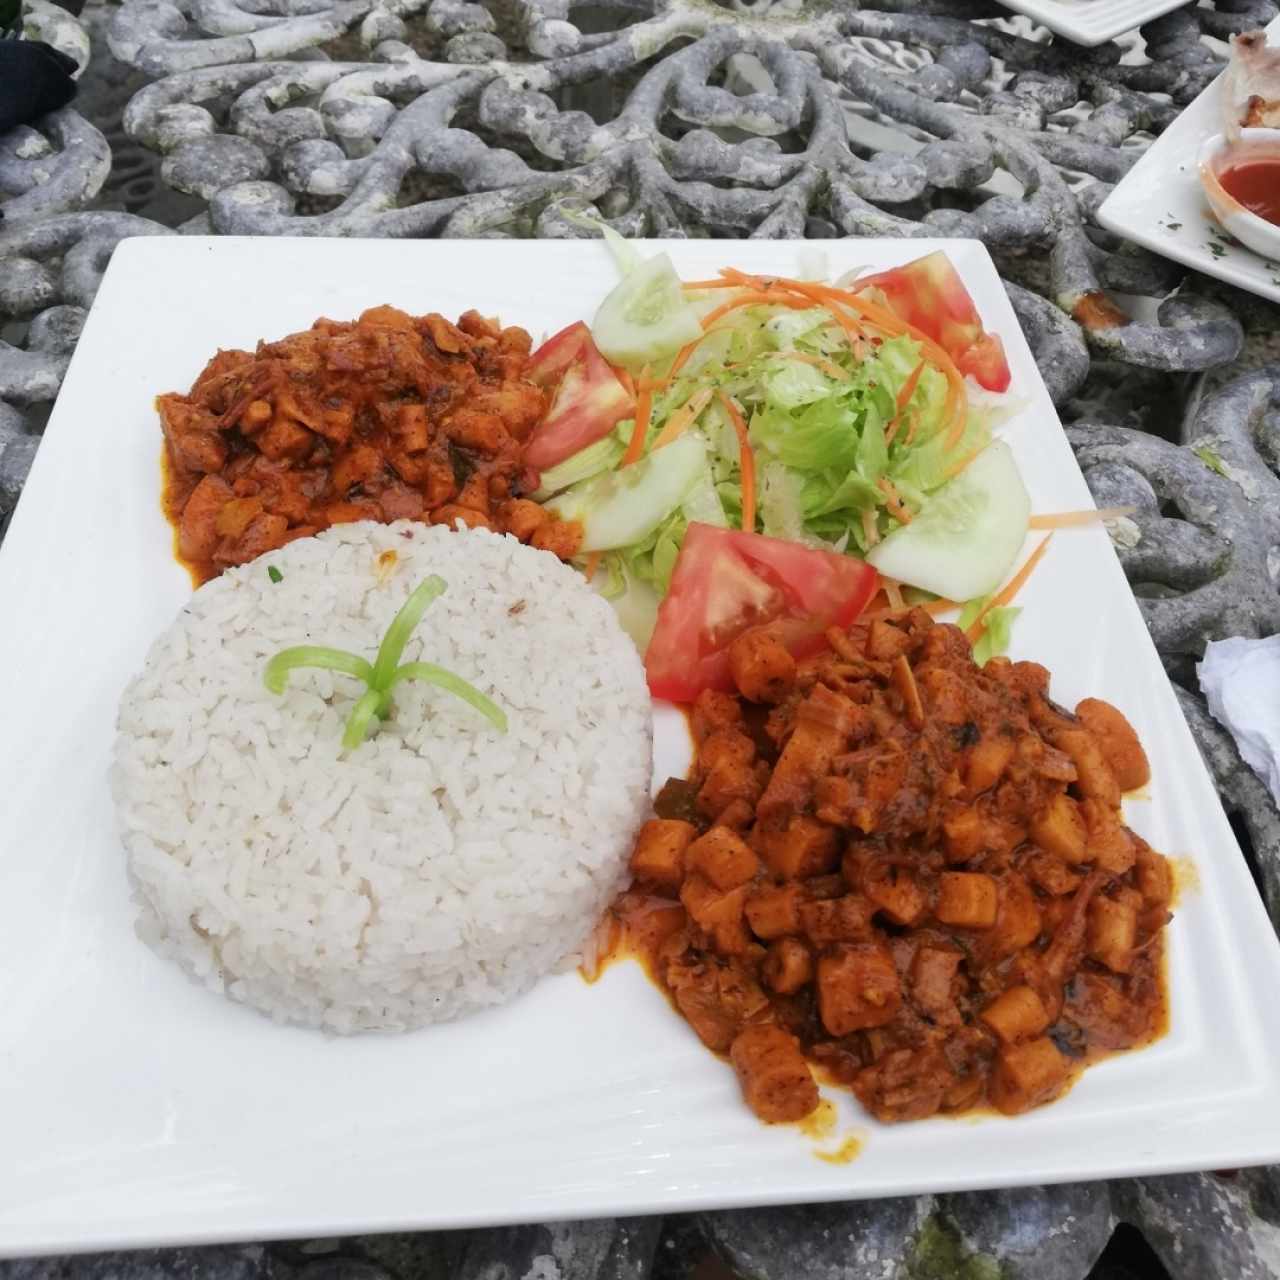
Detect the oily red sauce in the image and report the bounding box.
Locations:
[161,447,203,589]
[157,306,582,587]
[1219,161,1280,226]
[601,611,1175,1128]
[587,894,1168,1123]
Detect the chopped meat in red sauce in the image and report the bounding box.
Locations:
[613,608,1170,1125]
[159,305,582,583]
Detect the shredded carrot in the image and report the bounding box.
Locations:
[1029,507,1136,529]
[713,266,870,350]
[711,269,966,426]
[700,291,811,331]
[621,364,653,467]
[885,360,926,444]
[718,266,768,288]
[895,361,927,415]
[660,288,814,391]
[904,409,921,447]
[712,268,968,448]
[661,287,806,390]
[651,387,712,451]
[965,535,1054,644]
[583,550,602,581]
[861,506,880,548]
[876,477,912,524]
[764,278,866,349]
[755,276,968,448]
[884,578,906,612]
[941,395,968,452]
[891,653,925,728]
[718,391,756,533]
[681,279,743,290]
[942,446,983,482]
[838,287,966,450]
[662,338,703,388]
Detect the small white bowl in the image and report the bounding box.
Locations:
[1198,128,1280,262]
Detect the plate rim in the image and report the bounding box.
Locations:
[1096,14,1280,303]
[3,235,1280,1257]
[994,0,1190,46]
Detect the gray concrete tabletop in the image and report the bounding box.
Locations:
[3,0,1280,1273]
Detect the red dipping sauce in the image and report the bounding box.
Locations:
[1219,160,1280,226]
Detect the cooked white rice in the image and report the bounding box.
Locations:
[112,521,653,1033]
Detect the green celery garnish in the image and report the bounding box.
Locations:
[264,576,506,750]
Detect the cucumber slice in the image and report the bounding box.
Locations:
[547,433,708,552]
[866,441,1030,600]
[591,253,703,369]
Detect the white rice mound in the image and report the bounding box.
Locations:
[112,521,653,1033]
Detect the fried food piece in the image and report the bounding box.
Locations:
[159,309,552,581]
[615,614,1173,1128]
[731,1025,819,1123]
[630,819,697,895]
[729,629,797,703]
[1075,698,1151,792]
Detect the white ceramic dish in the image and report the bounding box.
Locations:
[2,237,1280,1259]
[993,0,1188,48]
[1198,128,1280,262]
[1097,14,1280,304]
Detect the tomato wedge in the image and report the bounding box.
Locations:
[525,327,636,472]
[857,252,1012,393]
[955,332,1010,392]
[527,321,589,389]
[645,524,879,703]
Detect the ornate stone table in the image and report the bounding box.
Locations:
[4,0,1280,1273]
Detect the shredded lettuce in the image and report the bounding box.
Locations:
[759,461,807,543]
[533,433,625,498]
[681,465,729,529]
[620,507,685,594]
[892,410,990,497]
[541,291,1005,599]
[598,552,628,600]
[763,308,830,352]
[760,358,832,410]
[958,595,1022,665]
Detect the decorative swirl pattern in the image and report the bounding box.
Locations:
[96,0,1265,381]
[4,2,1280,1272]
[1070,366,1280,658]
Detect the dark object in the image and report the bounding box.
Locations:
[0,42,78,135]
[653,776,701,825]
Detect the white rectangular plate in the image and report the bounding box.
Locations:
[994,0,1188,47]
[1097,14,1280,303]
[3,237,1280,1259]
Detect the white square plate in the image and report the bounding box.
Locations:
[994,0,1188,47]
[2,237,1280,1259]
[1097,14,1280,303]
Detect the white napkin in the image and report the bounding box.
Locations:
[1197,634,1280,804]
